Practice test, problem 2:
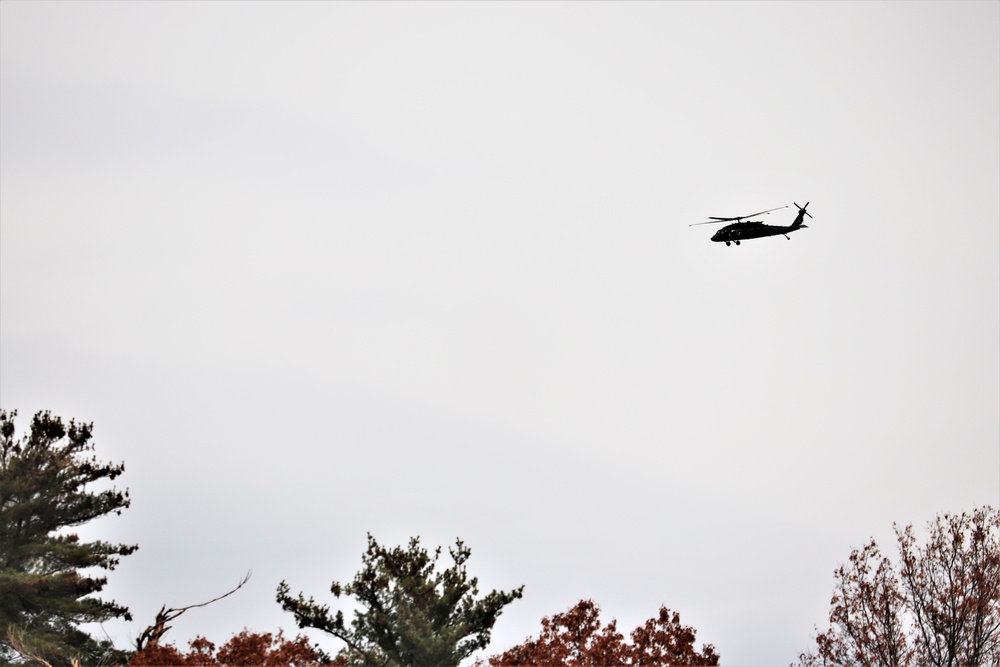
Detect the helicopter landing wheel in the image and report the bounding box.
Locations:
[725,241,731,246]
[734,240,740,246]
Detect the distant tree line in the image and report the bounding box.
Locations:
[2,410,997,666]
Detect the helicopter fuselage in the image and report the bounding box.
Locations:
[711,221,807,246]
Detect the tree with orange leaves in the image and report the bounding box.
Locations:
[796,506,1000,667]
[628,606,722,666]
[487,599,720,666]
[129,629,336,666]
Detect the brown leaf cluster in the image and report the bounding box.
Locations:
[129,629,338,666]
[797,506,1000,667]
[486,599,719,666]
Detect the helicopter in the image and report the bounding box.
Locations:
[691,202,812,246]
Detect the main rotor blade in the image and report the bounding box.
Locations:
[703,205,787,223]
[688,205,788,227]
[742,205,788,218]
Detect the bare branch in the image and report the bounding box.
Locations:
[134,570,252,651]
[5,626,81,667]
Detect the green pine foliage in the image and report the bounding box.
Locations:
[277,534,524,667]
[0,410,137,666]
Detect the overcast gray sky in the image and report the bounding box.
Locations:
[1,2,998,665]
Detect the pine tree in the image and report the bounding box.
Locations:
[277,534,523,667]
[0,410,137,666]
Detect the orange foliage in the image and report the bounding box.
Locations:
[797,507,1000,667]
[129,629,339,666]
[129,642,193,666]
[488,599,719,666]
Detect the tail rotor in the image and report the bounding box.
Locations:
[793,201,812,218]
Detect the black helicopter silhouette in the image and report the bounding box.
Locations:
[691,202,811,246]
